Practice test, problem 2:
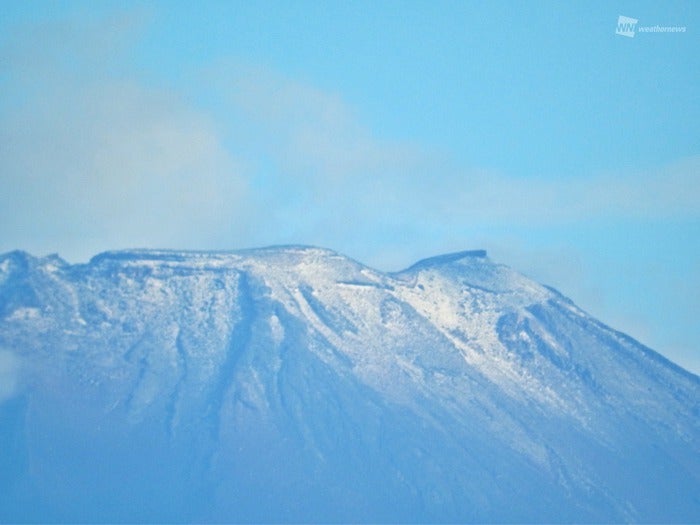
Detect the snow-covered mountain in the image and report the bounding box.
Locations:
[0,246,698,522]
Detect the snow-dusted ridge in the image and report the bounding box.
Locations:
[0,245,698,523]
[401,248,488,271]
[87,244,341,262]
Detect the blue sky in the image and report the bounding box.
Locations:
[1,1,698,373]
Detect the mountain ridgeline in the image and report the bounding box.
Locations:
[0,246,698,522]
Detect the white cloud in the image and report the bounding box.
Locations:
[0,12,248,262]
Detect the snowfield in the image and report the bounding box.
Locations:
[0,246,698,522]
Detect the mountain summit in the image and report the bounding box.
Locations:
[0,246,698,522]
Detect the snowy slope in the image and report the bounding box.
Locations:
[0,246,698,522]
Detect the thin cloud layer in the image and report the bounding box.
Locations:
[220,66,699,266]
[0,14,247,261]
[2,13,697,264]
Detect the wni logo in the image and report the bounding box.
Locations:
[616,15,638,37]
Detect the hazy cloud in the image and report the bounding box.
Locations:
[218,67,700,268]
[0,12,248,262]
[2,13,696,265]
[442,155,700,224]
